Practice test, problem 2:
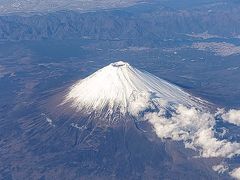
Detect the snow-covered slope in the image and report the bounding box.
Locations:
[0,0,145,15]
[62,61,205,115]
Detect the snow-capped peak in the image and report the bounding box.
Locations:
[62,61,204,115]
[59,62,240,175]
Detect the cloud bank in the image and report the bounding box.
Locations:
[127,91,240,177]
[128,92,240,158]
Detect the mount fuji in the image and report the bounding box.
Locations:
[39,61,240,179]
[61,61,206,119]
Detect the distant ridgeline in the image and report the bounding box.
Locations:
[0,1,240,41]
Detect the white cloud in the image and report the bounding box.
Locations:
[212,163,228,174]
[128,94,240,158]
[221,109,240,126]
[128,91,153,117]
[230,167,240,180]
